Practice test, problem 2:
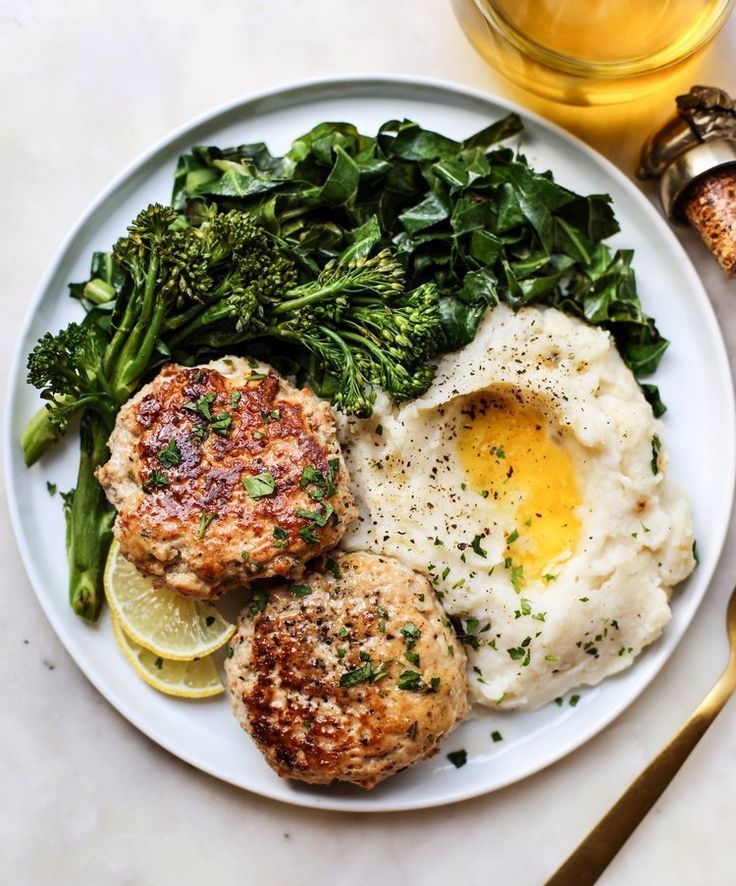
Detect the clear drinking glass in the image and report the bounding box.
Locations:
[454,0,735,105]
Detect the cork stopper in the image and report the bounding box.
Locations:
[683,168,736,275]
[638,86,736,277]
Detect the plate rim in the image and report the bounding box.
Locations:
[6,73,735,812]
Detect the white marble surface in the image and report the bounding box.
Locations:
[2,2,735,883]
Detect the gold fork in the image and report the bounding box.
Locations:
[547,584,736,886]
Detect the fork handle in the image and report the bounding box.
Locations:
[546,668,736,886]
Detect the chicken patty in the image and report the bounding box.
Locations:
[225,551,469,789]
[96,358,358,599]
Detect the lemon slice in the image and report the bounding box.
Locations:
[104,540,235,661]
[110,613,224,698]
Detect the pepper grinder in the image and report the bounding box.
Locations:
[639,85,736,276]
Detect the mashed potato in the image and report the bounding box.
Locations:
[338,304,695,709]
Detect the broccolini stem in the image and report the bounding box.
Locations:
[21,405,63,467]
[270,279,353,316]
[67,411,115,621]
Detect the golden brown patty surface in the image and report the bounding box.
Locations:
[225,551,469,789]
[96,358,358,599]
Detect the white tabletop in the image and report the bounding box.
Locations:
[2,2,735,884]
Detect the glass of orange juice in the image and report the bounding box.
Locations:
[454,0,735,105]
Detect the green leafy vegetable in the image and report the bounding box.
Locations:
[242,471,276,500]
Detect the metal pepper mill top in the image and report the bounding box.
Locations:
[638,85,736,276]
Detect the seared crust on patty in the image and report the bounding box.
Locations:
[225,551,469,789]
[96,358,358,599]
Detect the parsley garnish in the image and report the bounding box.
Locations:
[340,657,392,688]
[299,524,320,545]
[326,557,341,579]
[226,645,234,658]
[144,469,170,491]
[243,471,276,500]
[198,510,216,538]
[157,438,181,467]
[184,392,216,422]
[491,730,503,743]
[398,669,422,691]
[446,749,467,768]
[651,434,661,475]
[205,615,215,627]
[46,481,57,496]
[230,391,241,408]
[273,526,289,547]
[471,534,487,558]
[291,584,312,597]
[295,503,334,527]
[210,413,232,436]
[506,528,519,545]
[247,588,268,618]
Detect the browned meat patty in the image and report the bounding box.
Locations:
[96,358,358,599]
[225,551,469,789]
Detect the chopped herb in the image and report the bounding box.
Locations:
[184,392,216,422]
[471,534,487,558]
[520,598,532,616]
[578,596,589,602]
[154,656,163,670]
[291,584,312,597]
[340,657,392,687]
[446,749,467,768]
[693,540,699,564]
[192,424,209,441]
[555,697,563,706]
[336,647,347,659]
[299,525,320,545]
[570,694,581,707]
[241,550,250,560]
[198,511,216,538]
[401,622,421,647]
[144,469,170,491]
[506,528,519,545]
[326,557,341,579]
[205,615,215,627]
[249,373,266,380]
[296,503,335,527]
[405,650,420,666]
[434,536,444,546]
[495,446,506,459]
[543,573,559,583]
[525,517,532,527]
[337,626,349,639]
[225,645,234,658]
[641,522,650,533]
[375,424,383,435]
[545,654,560,662]
[510,563,524,594]
[491,730,503,743]
[242,471,276,499]
[430,676,440,691]
[46,481,57,496]
[441,566,451,581]
[273,526,289,547]
[210,413,232,436]
[398,669,422,691]
[247,356,258,369]
[230,391,241,408]
[247,588,268,617]
[252,431,265,440]
[300,465,324,487]
[270,409,280,420]
[408,721,418,740]
[651,434,662,475]
[157,438,181,467]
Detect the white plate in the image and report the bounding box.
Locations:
[5,76,735,812]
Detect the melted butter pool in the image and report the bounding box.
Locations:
[456,391,581,580]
